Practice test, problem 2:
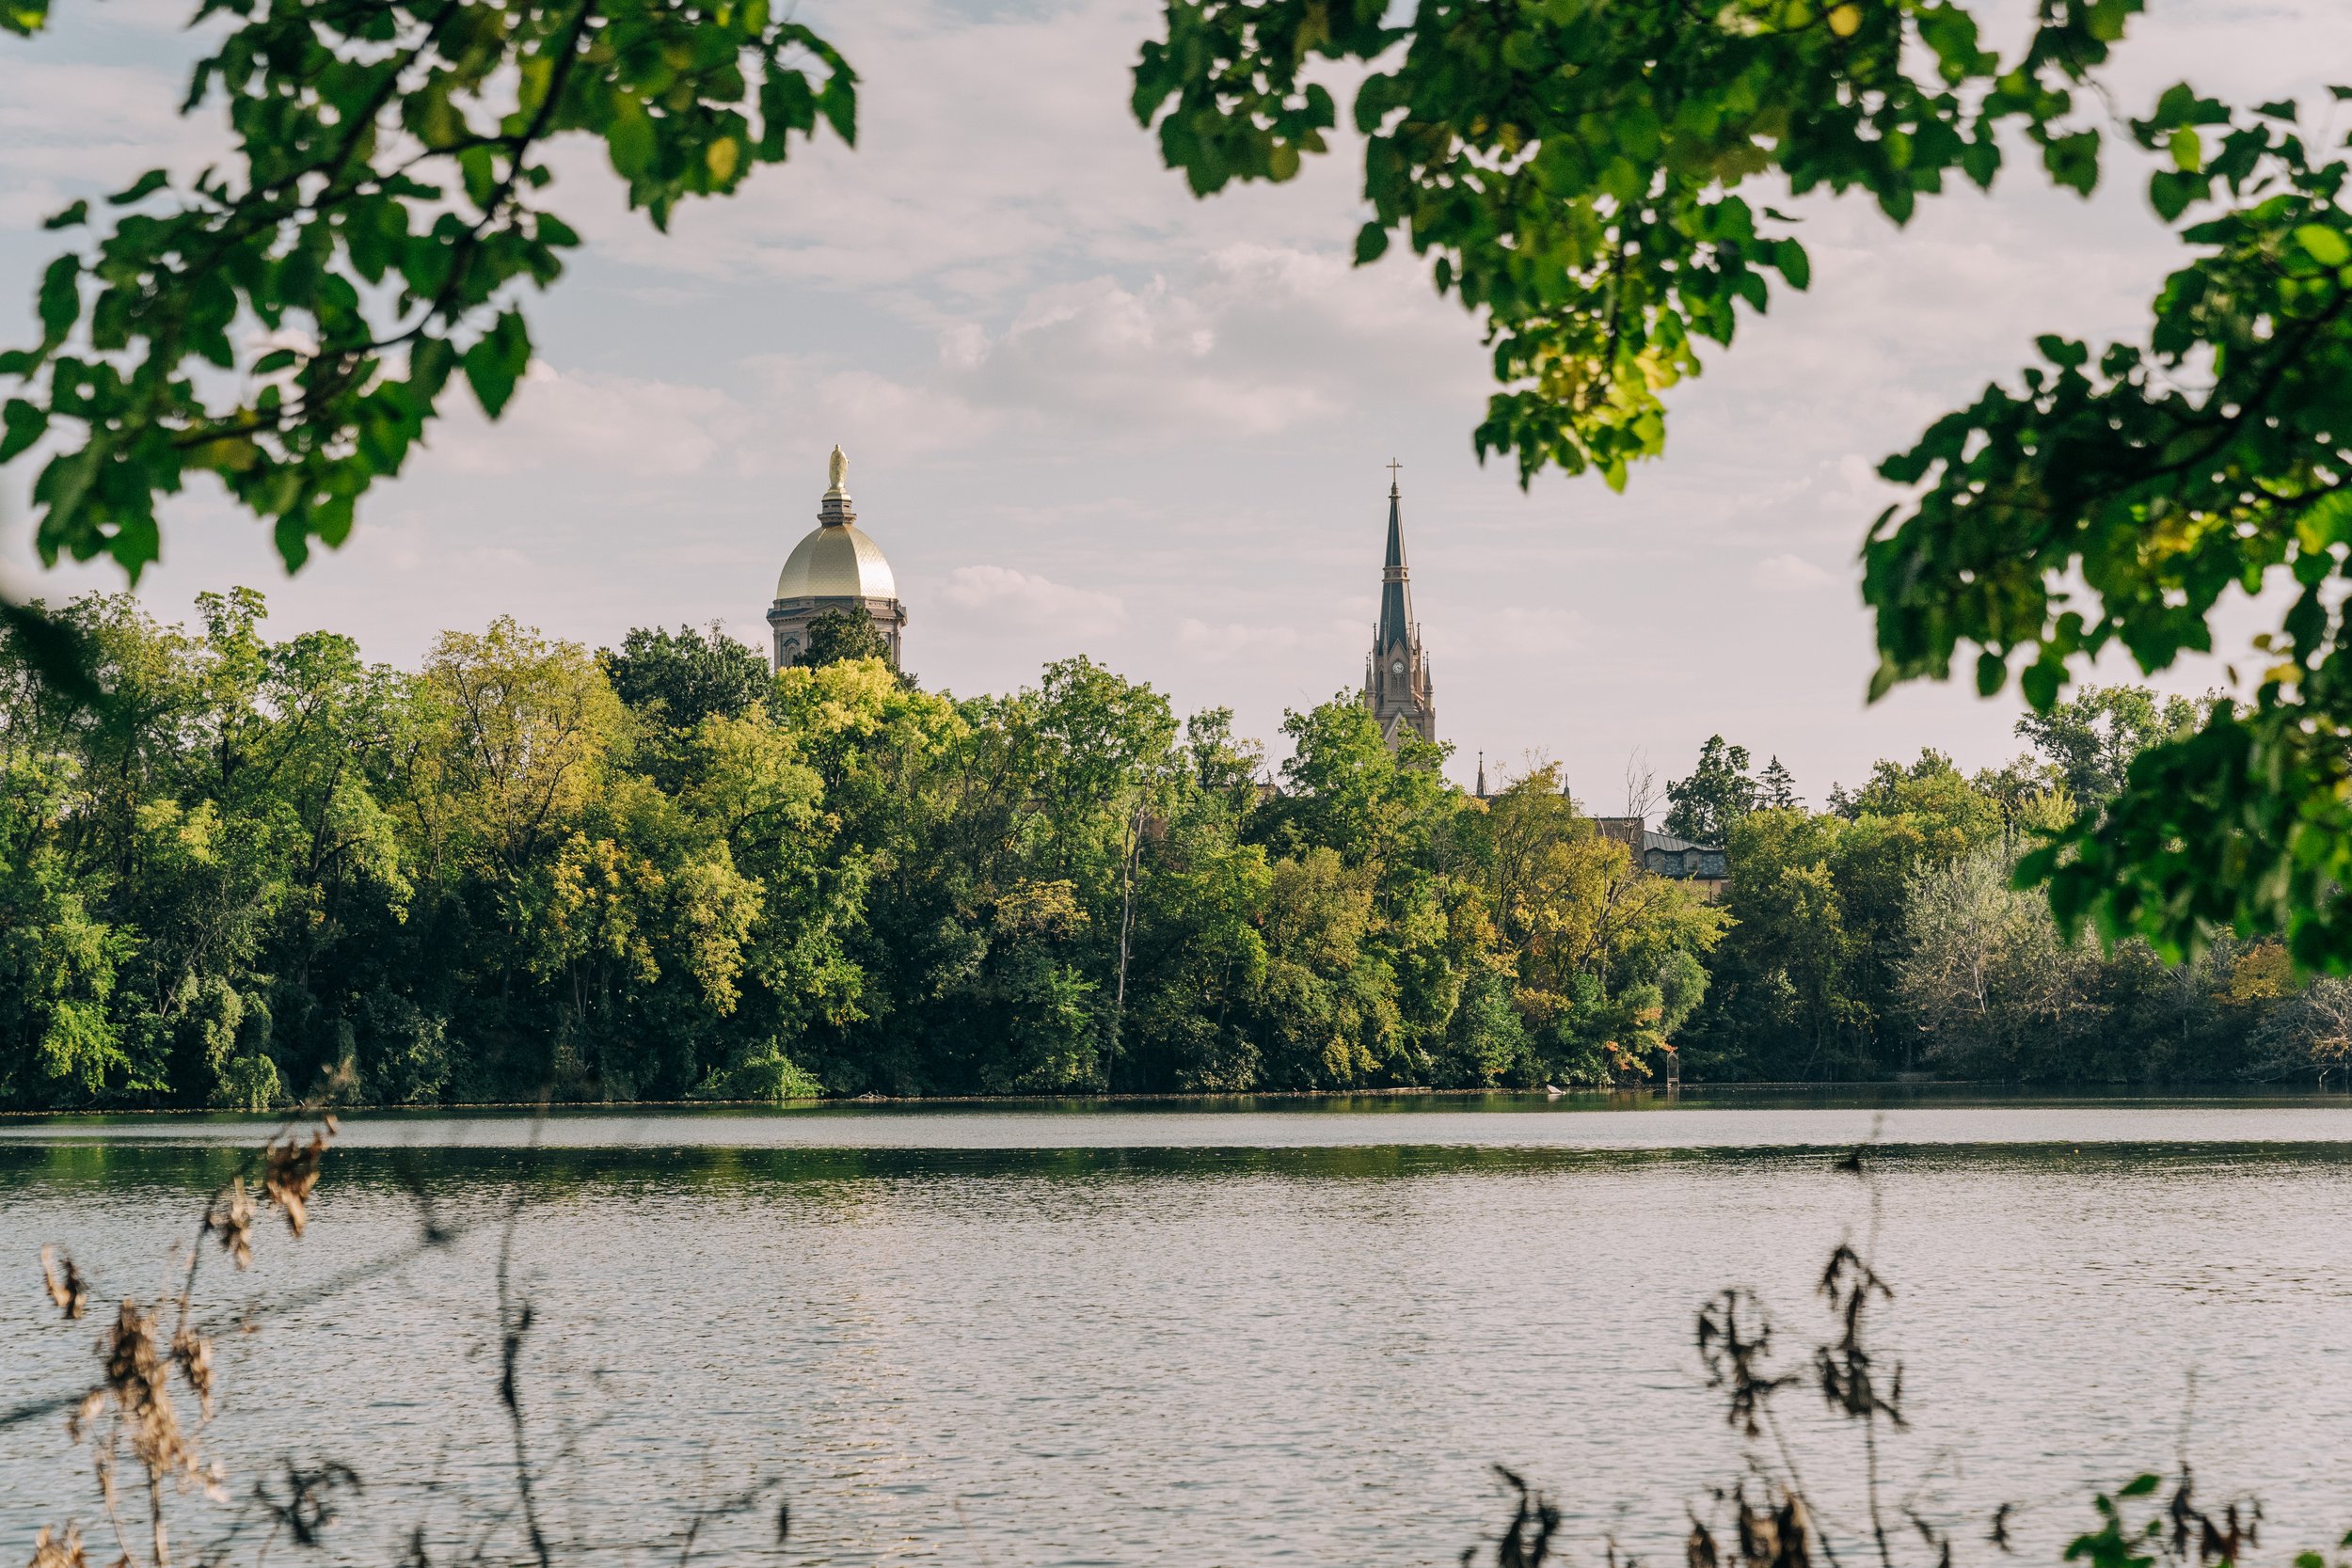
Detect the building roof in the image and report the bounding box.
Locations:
[1590,817,1721,854]
[1376,481,1414,651]
[776,521,896,601]
[775,450,898,603]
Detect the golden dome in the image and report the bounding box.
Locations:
[774,449,898,604]
[774,520,897,602]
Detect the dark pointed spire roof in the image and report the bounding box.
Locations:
[1377,478,1414,651]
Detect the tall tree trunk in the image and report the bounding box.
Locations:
[1107,800,1143,1076]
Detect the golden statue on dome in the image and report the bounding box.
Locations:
[827,444,848,493]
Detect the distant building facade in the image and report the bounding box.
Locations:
[1361,474,1436,748]
[1592,817,1728,896]
[768,446,907,670]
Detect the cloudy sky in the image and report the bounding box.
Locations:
[1,0,2344,807]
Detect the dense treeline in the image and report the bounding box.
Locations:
[3,594,2344,1109]
[1675,692,2352,1083]
[0,593,1723,1108]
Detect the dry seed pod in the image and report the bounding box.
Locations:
[67,1388,103,1445]
[28,1523,87,1568]
[209,1180,255,1270]
[171,1326,215,1418]
[262,1130,330,1238]
[102,1300,197,1483]
[40,1247,87,1321]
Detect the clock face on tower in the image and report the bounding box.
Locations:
[1391,659,1405,675]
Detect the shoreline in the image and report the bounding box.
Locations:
[3,1079,2345,1119]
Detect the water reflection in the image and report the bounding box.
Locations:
[6,1089,2352,1151]
[2,1103,2347,1568]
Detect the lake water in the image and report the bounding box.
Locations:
[3,1091,2349,1566]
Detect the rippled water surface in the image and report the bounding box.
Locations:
[4,1093,2349,1566]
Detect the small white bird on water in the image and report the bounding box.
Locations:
[1544,1084,1565,1100]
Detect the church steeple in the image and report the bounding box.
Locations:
[1362,462,1437,749]
[1376,474,1414,655]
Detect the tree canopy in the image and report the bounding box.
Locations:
[602,622,772,731]
[792,610,898,672]
[9,0,2352,968]
[1664,736,1757,847]
[8,591,2342,1102]
[0,593,1735,1106]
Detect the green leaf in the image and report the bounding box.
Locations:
[2042,131,2100,196]
[706,135,740,184]
[409,334,456,399]
[607,100,657,181]
[108,168,168,205]
[2167,127,2201,173]
[1354,221,1389,264]
[1774,239,1810,290]
[2020,659,2061,712]
[2117,1476,2160,1499]
[2148,170,2199,223]
[2035,335,2089,370]
[0,396,45,462]
[1,0,55,36]
[414,86,464,149]
[1974,649,2003,696]
[818,72,856,144]
[458,145,497,210]
[2296,224,2350,267]
[36,256,80,346]
[462,309,531,419]
[251,348,298,375]
[42,199,88,230]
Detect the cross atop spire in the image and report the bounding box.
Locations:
[1386,456,1403,496]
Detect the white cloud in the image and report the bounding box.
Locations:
[942,565,1124,637]
[562,0,1366,303]
[0,61,231,228]
[1488,606,1587,656]
[952,270,1333,435]
[1175,615,1360,665]
[335,517,529,578]
[740,356,996,465]
[427,364,750,478]
[983,245,1481,434]
[739,245,1486,455]
[1752,554,1838,594]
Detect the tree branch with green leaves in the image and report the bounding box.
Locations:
[0,0,855,580]
[1866,87,2352,967]
[1137,0,2352,969]
[1133,0,2142,486]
